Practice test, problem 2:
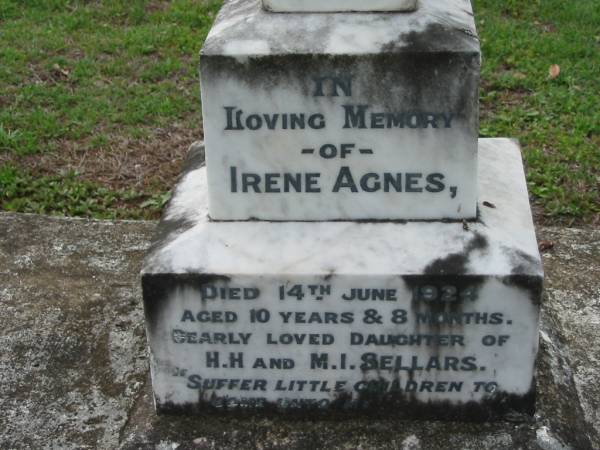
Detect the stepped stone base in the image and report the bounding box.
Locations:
[141,138,543,418]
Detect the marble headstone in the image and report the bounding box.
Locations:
[200,0,480,221]
[142,0,543,420]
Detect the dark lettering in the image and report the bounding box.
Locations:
[370,112,385,129]
[242,173,261,193]
[263,113,279,130]
[246,114,262,130]
[308,114,326,129]
[426,173,445,193]
[360,173,380,193]
[333,166,358,192]
[224,106,244,130]
[405,173,423,192]
[343,104,369,129]
[265,173,280,193]
[306,173,321,193]
[290,114,305,129]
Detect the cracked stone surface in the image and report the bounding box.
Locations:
[0,212,598,449]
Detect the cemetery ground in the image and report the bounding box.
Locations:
[1,1,600,449]
[0,0,599,224]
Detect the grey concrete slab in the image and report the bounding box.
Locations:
[0,212,598,449]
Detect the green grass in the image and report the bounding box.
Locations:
[0,164,171,219]
[1,0,599,223]
[0,0,220,154]
[0,0,221,218]
[474,0,600,222]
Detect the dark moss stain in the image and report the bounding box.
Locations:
[185,143,205,170]
[142,273,232,336]
[323,270,335,281]
[426,253,469,276]
[201,48,479,136]
[505,247,542,276]
[423,231,488,276]
[498,246,544,305]
[146,144,206,254]
[349,378,535,421]
[385,22,479,54]
[400,234,488,349]
[154,384,535,422]
[403,274,485,360]
[147,217,197,255]
[500,275,544,307]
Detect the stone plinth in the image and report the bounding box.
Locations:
[141,139,543,418]
[200,0,480,221]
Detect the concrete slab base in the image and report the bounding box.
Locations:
[0,177,598,448]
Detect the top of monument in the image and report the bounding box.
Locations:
[202,0,479,57]
[262,0,418,13]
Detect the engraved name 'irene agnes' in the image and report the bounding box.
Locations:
[220,75,459,197]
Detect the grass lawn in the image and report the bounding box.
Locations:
[475,0,600,225]
[1,0,598,223]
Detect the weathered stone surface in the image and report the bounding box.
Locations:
[537,228,600,450]
[200,0,480,220]
[0,213,154,449]
[0,210,599,449]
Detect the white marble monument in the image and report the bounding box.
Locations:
[142,0,543,419]
[200,0,480,221]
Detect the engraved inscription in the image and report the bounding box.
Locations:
[220,76,460,200]
[163,278,523,409]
